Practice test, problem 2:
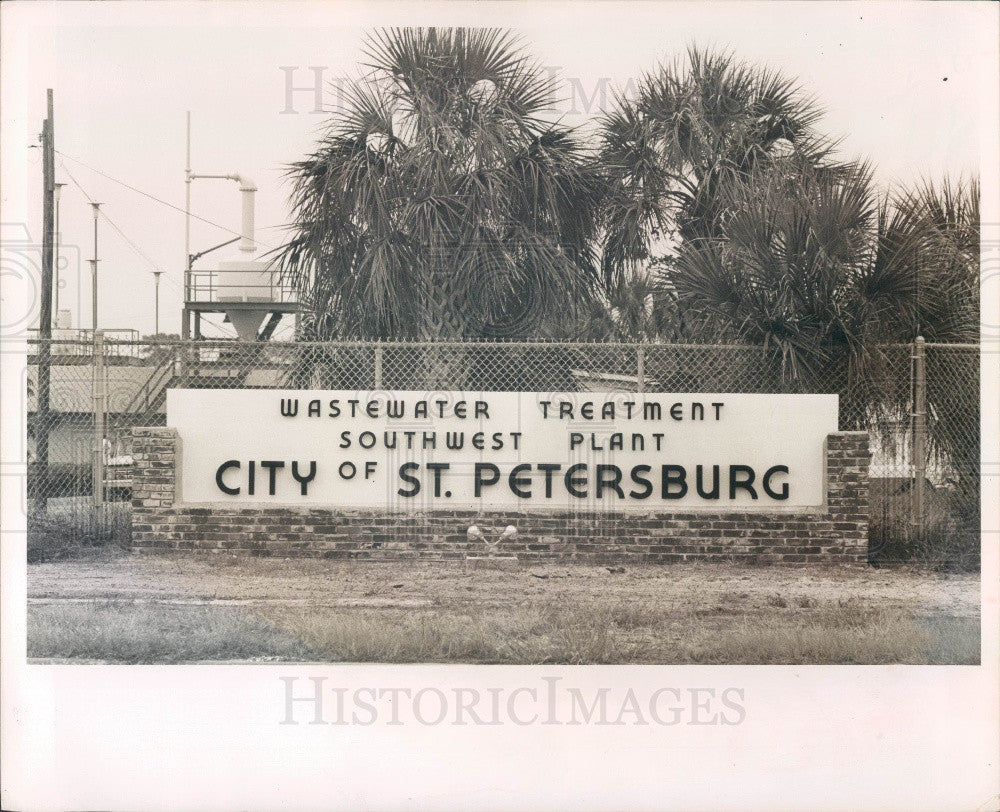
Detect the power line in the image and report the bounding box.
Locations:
[100,211,163,273]
[56,152,254,339]
[61,157,241,332]
[61,159,180,289]
[55,149,282,250]
[59,160,98,206]
[60,162,239,338]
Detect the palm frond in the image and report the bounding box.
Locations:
[275,27,602,340]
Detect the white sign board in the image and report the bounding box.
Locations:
[166,390,838,510]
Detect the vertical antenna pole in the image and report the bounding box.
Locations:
[153,271,163,335]
[183,111,192,339]
[90,203,101,330]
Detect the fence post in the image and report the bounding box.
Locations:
[636,345,645,394]
[92,330,106,521]
[374,344,383,390]
[912,335,926,541]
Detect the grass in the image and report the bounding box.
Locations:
[27,503,132,563]
[26,553,979,664]
[27,602,315,664]
[27,595,980,665]
[265,602,630,664]
[703,609,979,665]
[868,517,980,572]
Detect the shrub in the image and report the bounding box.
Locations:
[27,504,132,563]
[868,516,979,572]
[27,513,96,562]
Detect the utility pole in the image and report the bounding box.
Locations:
[36,89,55,514]
[183,110,191,339]
[53,181,65,323]
[153,271,163,335]
[89,202,101,330]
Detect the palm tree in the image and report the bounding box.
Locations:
[544,270,671,341]
[277,28,604,343]
[895,177,980,524]
[668,159,911,411]
[668,159,979,524]
[597,45,836,289]
[896,177,979,344]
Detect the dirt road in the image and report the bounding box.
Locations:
[28,550,978,616]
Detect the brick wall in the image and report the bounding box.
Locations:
[131,428,869,564]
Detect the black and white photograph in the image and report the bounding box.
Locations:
[2,1,998,810]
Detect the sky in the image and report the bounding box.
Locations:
[3,1,997,339]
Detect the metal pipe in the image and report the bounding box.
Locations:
[239,179,256,253]
[90,202,101,330]
[189,172,256,253]
[189,235,240,265]
[153,271,163,335]
[53,182,65,321]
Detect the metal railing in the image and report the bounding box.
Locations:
[188,269,298,304]
[26,329,142,357]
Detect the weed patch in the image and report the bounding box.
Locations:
[27,602,314,663]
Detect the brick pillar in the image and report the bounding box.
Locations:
[824,431,870,563]
[131,428,180,549]
[132,427,180,508]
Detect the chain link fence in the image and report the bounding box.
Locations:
[25,336,980,564]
